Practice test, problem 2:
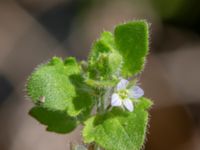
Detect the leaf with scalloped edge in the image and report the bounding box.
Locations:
[29,106,77,133]
[83,97,152,150]
[27,57,93,117]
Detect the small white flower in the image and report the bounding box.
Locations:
[111,78,144,112]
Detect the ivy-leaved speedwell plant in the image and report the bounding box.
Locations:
[26,21,152,150]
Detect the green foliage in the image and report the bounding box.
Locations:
[26,21,152,150]
[29,106,77,133]
[88,31,122,80]
[27,57,93,117]
[83,98,152,150]
[114,21,149,77]
[88,21,149,79]
[85,79,118,88]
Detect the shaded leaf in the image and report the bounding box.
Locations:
[29,106,77,133]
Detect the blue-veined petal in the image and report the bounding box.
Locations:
[111,93,122,106]
[129,86,144,99]
[123,99,134,112]
[117,79,129,91]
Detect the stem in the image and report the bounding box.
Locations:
[94,89,105,150]
[94,144,101,150]
[96,89,105,113]
[99,91,104,113]
[70,142,73,150]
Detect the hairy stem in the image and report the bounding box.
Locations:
[94,89,106,150]
[94,144,101,150]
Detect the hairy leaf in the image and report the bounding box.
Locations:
[114,21,149,77]
[83,97,152,150]
[27,57,93,117]
[29,106,77,133]
[88,31,122,80]
[85,79,118,88]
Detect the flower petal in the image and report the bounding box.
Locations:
[129,86,144,99]
[123,99,134,112]
[117,78,129,91]
[111,93,122,106]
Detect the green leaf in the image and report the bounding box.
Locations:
[88,31,122,80]
[114,21,149,77]
[27,57,93,117]
[29,106,77,133]
[85,79,118,88]
[83,97,152,150]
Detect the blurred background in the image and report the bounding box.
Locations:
[0,0,200,149]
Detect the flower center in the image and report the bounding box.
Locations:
[118,89,129,100]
